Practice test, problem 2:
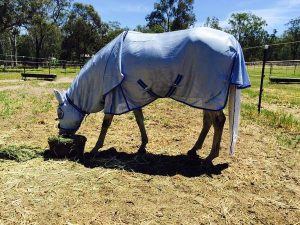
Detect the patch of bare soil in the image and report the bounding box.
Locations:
[39,76,74,86]
[0,85,21,91]
[0,77,73,93]
[0,79,24,91]
[0,95,299,224]
[0,79,22,83]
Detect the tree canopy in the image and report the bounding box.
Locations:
[145,0,196,32]
[62,3,102,60]
[204,16,222,30]
[227,12,268,48]
[284,17,300,60]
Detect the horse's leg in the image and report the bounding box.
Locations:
[91,114,114,153]
[205,110,226,162]
[187,110,213,157]
[133,108,148,154]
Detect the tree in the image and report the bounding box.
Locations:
[0,32,13,62]
[0,0,70,65]
[101,21,128,45]
[227,12,268,47]
[62,3,103,61]
[171,0,196,31]
[145,0,195,32]
[227,12,268,61]
[17,34,34,58]
[0,0,32,33]
[25,0,70,61]
[0,0,33,64]
[267,29,281,61]
[146,0,175,32]
[27,15,62,61]
[135,24,164,33]
[284,17,300,60]
[48,0,72,26]
[204,16,222,30]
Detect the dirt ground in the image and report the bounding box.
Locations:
[0,78,299,224]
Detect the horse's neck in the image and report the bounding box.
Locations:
[67,74,103,114]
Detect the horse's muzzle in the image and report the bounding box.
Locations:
[58,124,76,136]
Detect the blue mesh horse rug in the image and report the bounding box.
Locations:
[54,27,250,162]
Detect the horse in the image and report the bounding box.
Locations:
[54,27,250,162]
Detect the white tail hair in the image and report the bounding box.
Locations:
[228,85,241,155]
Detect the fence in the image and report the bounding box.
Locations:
[246,60,300,78]
[0,58,84,76]
[245,42,300,112]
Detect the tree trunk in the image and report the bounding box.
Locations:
[8,36,13,67]
[13,33,17,66]
[35,37,40,68]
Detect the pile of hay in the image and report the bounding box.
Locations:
[0,145,42,162]
[47,135,87,158]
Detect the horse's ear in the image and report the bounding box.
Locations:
[53,89,64,104]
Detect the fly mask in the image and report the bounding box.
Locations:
[54,90,86,135]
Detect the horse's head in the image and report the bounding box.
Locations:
[53,90,85,135]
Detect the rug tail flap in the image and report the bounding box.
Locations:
[228,85,241,155]
[230,38,251,89]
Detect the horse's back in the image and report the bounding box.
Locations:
[121,28,237,81]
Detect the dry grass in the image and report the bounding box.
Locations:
[0,77,299,224]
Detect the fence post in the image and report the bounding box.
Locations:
[258,45,269,113]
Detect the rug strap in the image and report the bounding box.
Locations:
[165,74,183,97]
[137,79,162,98]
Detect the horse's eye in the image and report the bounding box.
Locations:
[57,108,64,119]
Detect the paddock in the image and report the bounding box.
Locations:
[0,65,299,224]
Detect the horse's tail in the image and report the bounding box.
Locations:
[228,85,241,155]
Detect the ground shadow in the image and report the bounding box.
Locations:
[61,147,229,178]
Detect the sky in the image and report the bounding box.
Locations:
[80,0,300,34]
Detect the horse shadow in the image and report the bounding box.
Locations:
[62,147,228,178]
[44,147,228,177]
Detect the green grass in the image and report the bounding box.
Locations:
[241,103,300,132]
[0,144,43,162]
[246,66,300,106]
[241,103,300,149]
[31,94,53,115]
[0,92,25,118]
[241,65,300,148]
[48,135,74,145]
[276,133,300,149]
[0,90,56,119]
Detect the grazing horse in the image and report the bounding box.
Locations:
[54,27,250,162]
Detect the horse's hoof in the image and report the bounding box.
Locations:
[137,147,146,154]
[187,149,197,157]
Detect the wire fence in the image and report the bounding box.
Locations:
[0,58,84,75]
[246,60,300,78]
[0,53,85,72]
